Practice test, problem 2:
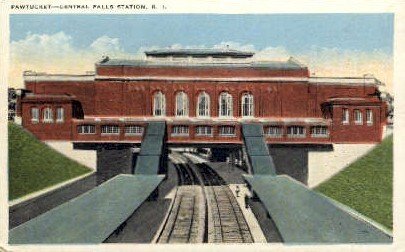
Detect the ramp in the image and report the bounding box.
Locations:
[241,123,276,175]
[135,122,166,174]
[9,174,164,244]
[244,175,392,243]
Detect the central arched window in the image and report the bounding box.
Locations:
[175,91,189,117]
[241,93,254,117]
[197,92,210,117]
[219,92,233,117]
[153,91,166,116]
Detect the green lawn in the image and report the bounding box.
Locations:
[8,123,92,200]
[315,135,393,230]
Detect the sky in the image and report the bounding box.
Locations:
[9,14,394,92]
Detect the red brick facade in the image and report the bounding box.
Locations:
[19,55,387,145]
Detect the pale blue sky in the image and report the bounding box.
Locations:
[10,14,394,54]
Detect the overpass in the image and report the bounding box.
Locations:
[9,121,392,244]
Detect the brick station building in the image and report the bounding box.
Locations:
[18,48,388,146]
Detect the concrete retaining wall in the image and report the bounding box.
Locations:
[45,141,97,170]
[97,147,136,182]
[308,143,376,188]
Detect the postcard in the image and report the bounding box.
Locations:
[0,0,404,251]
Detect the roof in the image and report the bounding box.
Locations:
[309,77,381,86]
[97,57,307,70]
[135,122,166,175]
[9,174,164,244]
[21,94,76,102]
[24,73,95,82]
[241,123,277,175]
[325,97,382,105]
[144,48,255,58]
[244,175,392,243]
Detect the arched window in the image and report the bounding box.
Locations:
[219,92,233,117]
[197,92,210,117]
[43,107,53,123]
[153,91,166,116]
[241,93,254,117]
[175,91,189,117]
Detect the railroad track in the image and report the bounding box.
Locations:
[156,153,205,243]
[157,152,253,243]
[196,161,254,243]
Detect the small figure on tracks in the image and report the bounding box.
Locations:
[235,185,240,197]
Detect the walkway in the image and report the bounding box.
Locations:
[9,174,164,244]
[244,174,393,243]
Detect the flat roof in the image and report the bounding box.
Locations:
[96,58,307,70]
[144,48,255,58]
[9,174,164,244]
[244,175,392,243]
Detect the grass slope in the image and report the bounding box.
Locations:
[8,123,92,200]
[315,135,393,229]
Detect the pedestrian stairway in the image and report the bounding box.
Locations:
[134,122,167,175]
[241,123,392,243]
[241,123,276,175]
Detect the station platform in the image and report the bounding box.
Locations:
[9,174,164,244]
[244,174,392,243]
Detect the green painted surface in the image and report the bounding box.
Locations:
[139,135,164,156]
[134,156,161,175]
[250,156,276,175]
[244,137,270,156]
[8,123,91,200]
[244,175,392,243]
[9,174,164,244]
[135,122,166,175]
[242,123,263,137]
[315,135,393,230]
[145,121,166,136]
[241,123,276,175]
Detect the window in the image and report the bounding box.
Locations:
[197,92,210,117]
[153,91,166,116]
[196,126,213,136]
[354,110,363,125]
[219,126,236,136]
[77,125,95,134]
[219,92,233,117]
[266,126,282,138]
[56,107,64,122]
[287,126,305,138]
[43,107,53,123]
[125,125,143,135]
[31,107,39,123]
[366,109,373,125]
[101,125,120,135]
[241,93,254,117]
[311,126,329,138]
[172,125,189,136]
[342,108,349,124]
[175,91,189,117]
